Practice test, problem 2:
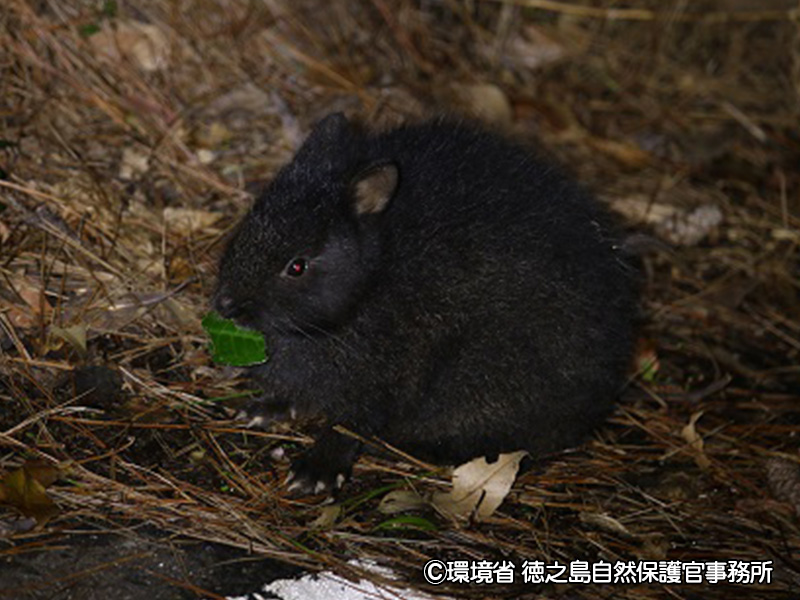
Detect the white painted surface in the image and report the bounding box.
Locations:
[228,560,452,600]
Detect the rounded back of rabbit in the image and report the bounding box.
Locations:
[213,114,639,494]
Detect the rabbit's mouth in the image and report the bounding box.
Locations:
[213,291,257,325]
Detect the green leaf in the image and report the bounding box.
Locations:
[202,311,267,367]
[78,23,101,37]
[102,0,118,18]
[374,515,438,532]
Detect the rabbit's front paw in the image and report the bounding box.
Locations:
[285,431,360,497]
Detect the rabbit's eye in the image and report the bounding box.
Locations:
[285,257,308,277]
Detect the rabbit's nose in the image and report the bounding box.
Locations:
[214,291,237,319]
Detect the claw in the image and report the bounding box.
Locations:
[236,411,265,428]
[282,433,358,496]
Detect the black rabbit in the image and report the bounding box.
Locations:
[214,114,639,495]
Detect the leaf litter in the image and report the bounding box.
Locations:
[1,0,800,598]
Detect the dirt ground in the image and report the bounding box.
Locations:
[2,1,800,598]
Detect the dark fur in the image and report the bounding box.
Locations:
[214,114,639,493]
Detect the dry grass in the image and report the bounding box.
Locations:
[1,0,800,598]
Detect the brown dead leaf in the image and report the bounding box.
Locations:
[378,489,428,515]
[0,219,11,244]
[608,195,679,224]
[2,275,51,328]
[74,291,174,332]
[310,504,342,529]
[119,147,150,180]
[1,299,36,329]
[194,121,233,148]
[0,461,61,525]
[635,339,660,382]
[163,207,222,236]
[655,204,723,246]
[166,256,194,284]
[504,25,567,70]
[433,451,526,520]
[680,411,711,469]
[450,83,513,126]
[196,149,216,165]
[89,22,169,72]
[16,276,51,315]
[581,511,667,559]
[204,83,272,118]
[587,137,651,169]
[17,282,44,310]
[608,195,723,246]
[580,512,635,539]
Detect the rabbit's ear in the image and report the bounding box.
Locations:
[308,112,350,143]
[294,113,353,162]
[351,163,398,216]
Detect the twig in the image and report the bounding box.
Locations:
[483,0,797,22]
